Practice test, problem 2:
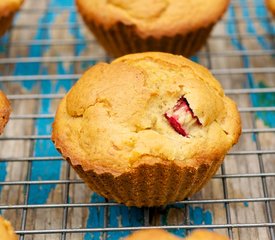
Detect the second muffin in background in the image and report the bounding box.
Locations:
[52,52,241,207]
[76,0,230,57]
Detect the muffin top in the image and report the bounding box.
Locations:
[185,230,229,240]
[76,0,230,37]
[52,52,241,176]
[0,0,23,17]
[0,91,11,134]
[0,216,18,240]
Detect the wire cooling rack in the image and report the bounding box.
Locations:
[0,0,274,239]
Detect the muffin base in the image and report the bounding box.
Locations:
[81,19,214,58]
[0,14,14,37]
[63,154,224,207]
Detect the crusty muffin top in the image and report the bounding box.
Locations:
[52,52,241,175]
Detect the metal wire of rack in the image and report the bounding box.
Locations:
[0,0,274,239]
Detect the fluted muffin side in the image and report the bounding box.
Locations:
[82,19,214,58]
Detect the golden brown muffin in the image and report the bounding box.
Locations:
[0,216,18,240]
[52,52,241,207]
[124,229,229,240]
[0,90,11,134]
[0,0,24,37]
[76,0,230,57]
[266,0,275,15]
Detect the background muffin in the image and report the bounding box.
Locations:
[0,91,11,134]
[125,229,180,240]
[76,0,230,57]
[0,0,24,37]
[0,216,18,240]
[125,229,229,240]
[266,0,275,15]
[52,52,241,207]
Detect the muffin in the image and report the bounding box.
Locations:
[266,0,275,15]
[0,216,18,240]
[52,52,241,207]
[0,0,24,37]
[185,230,229,240]
[0,91,11,134]
[76,0,230,57]
[124,229,180,240]
[124,229,229,240]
